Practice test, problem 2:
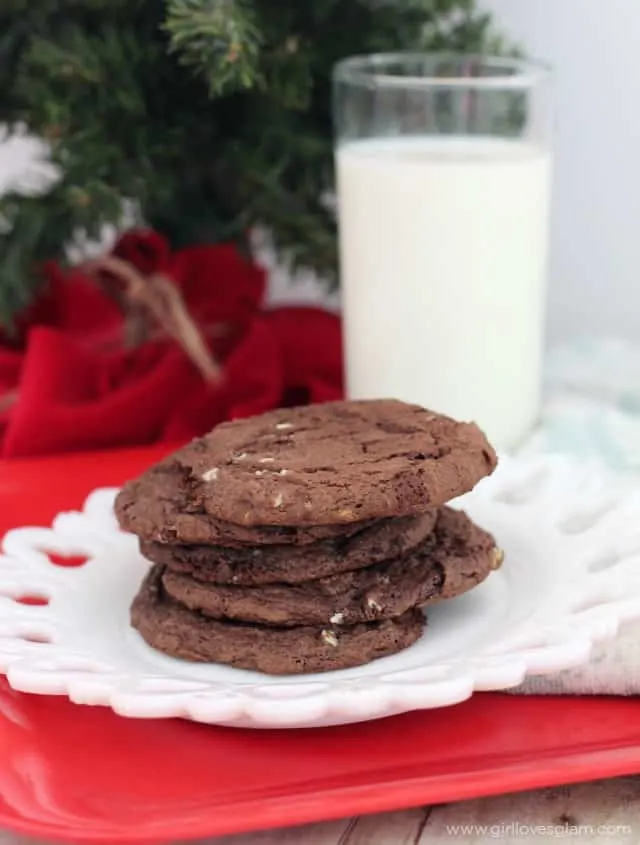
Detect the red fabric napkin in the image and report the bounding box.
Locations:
[0,231,343,458]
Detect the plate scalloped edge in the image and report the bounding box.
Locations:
[1,452,640,728]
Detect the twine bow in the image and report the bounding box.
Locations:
[86,256,223,382]
[0,255,223,418]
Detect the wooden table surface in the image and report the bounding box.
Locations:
[1,777,638,844]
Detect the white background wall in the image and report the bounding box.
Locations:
[1,2,639,341]
[481,0,640,343]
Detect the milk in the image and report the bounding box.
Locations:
[336,136,552,451]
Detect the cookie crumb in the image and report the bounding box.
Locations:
[491,548,505,570]
[321,629,339,647]
[232,452,248,461]
[367,597,383,613]
[330,612,345,625]
[338,509,355,520]
[273,492,284,508]
[275,422,294,430]
[255,470,266,477]
[201,467,219,482]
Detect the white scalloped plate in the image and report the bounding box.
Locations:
[1,453,640,729]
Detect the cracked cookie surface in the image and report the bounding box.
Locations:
[160,507,499,626]
[115,460,382,545]
[139,510,437,584]
[131,565,426,674]
[116,399,497,535]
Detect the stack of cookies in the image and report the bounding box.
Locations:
[116,399,501,675]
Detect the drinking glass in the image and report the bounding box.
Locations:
[333,54,552,450]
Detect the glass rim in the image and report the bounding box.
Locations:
[333,52,551,90]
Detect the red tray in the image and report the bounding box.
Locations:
[1,447,640,844]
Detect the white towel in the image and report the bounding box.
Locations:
[515,338,640,695]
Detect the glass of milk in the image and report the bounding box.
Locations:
[334,54,552,451]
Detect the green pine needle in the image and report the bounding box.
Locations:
[164,0,262,96]
[0,0,510,325]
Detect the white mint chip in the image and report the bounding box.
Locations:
[321,629,339,647]
[274,492,284,508]
[278,469,290,476]
[367,597,383,613]
[233,452,248,461]
[259,457,275,463]
[201,468,219,482]
[275,422,294,430]
[330,612,345,625]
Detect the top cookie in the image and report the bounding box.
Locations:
[118,399,496,530]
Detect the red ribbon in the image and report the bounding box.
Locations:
[0,231,343,458]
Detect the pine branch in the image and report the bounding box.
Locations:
[0,0,511,323]
[164,0,262,96]
[0,0,146,18]
[0,177,124,324]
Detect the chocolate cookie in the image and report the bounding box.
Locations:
[131,566,425,675]
[140,510,437,585]
[116,399,497,536]
[161,507,500,627]
[116,460,381,546]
